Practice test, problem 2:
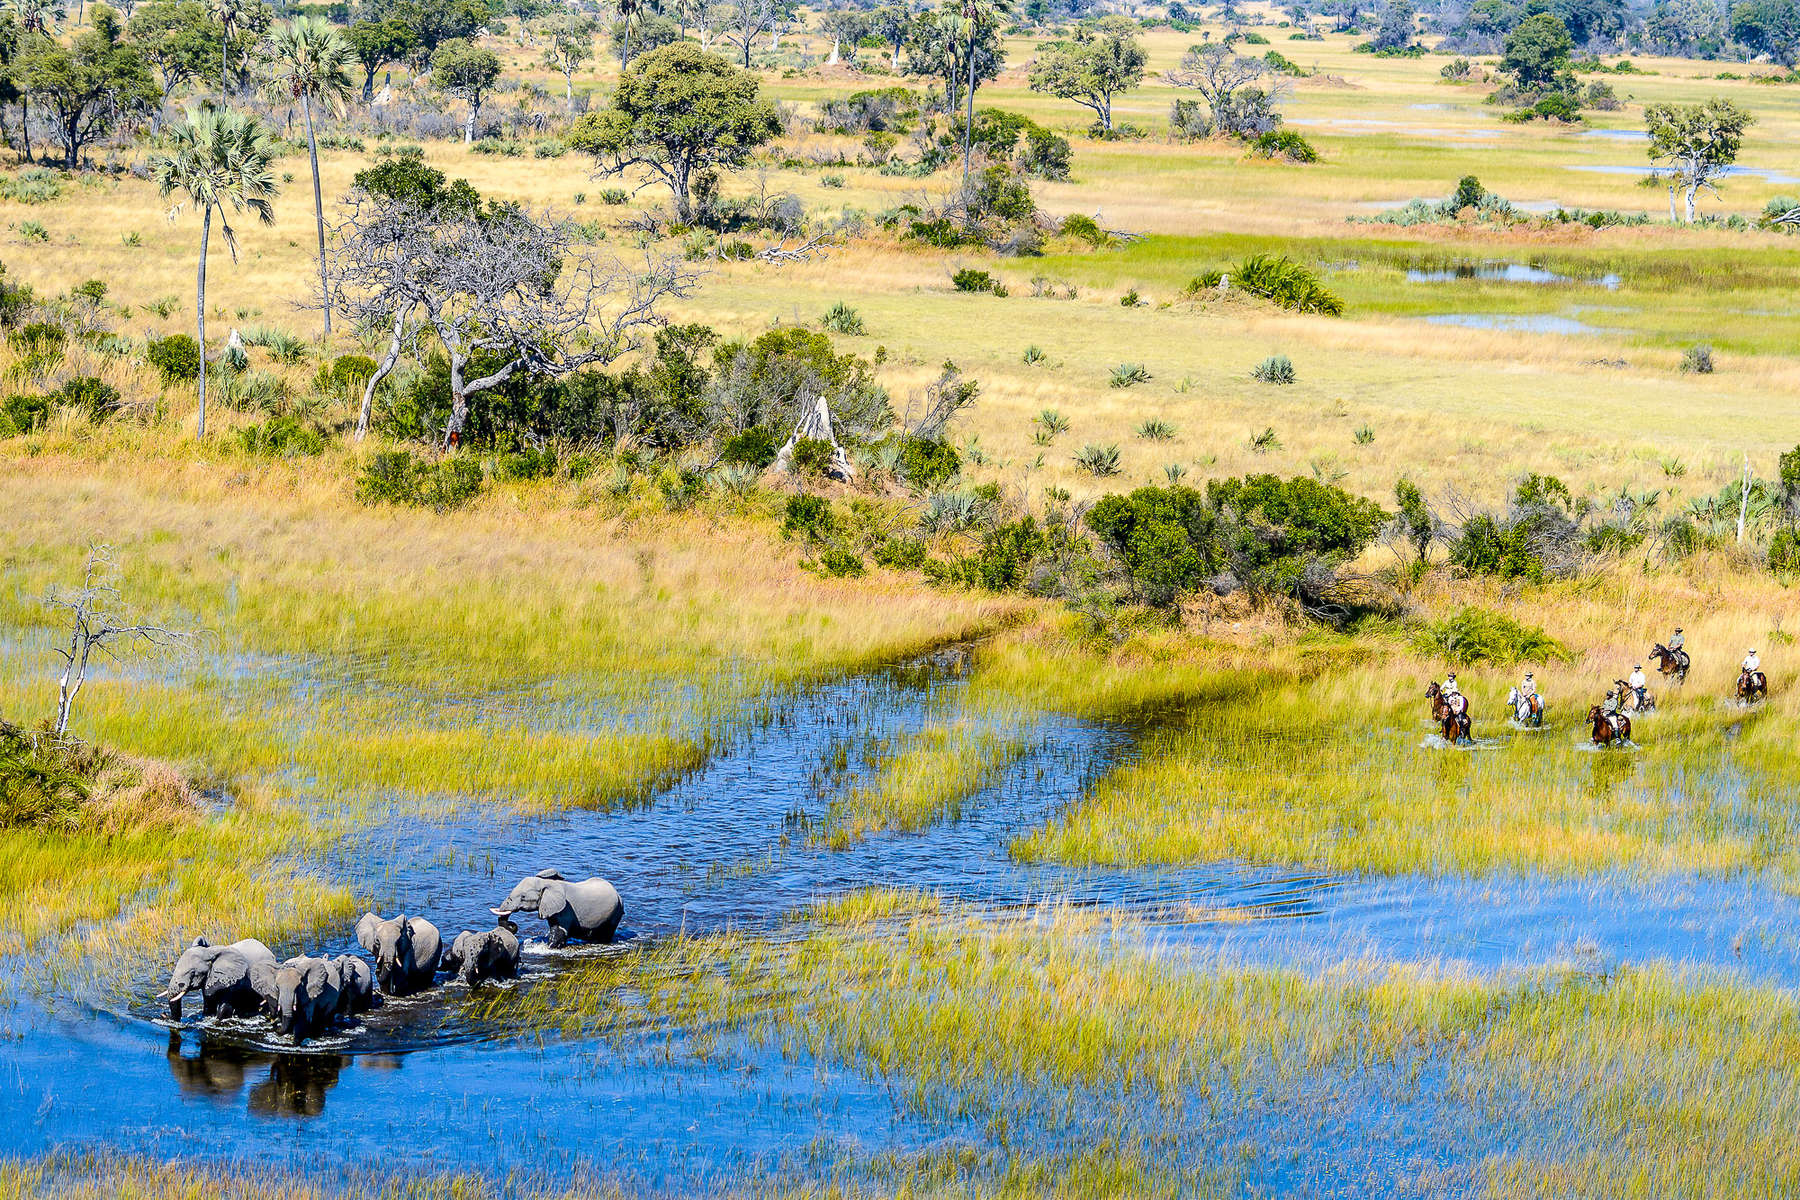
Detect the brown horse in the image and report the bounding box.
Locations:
[1619,681,1655,714]
[1425,682,1472,744]
[1588,705,1630,746]
[1737,670,1769,704]
[1649,643,1688,685]
[1440,708,1473,744]
[1425,681,1453,723]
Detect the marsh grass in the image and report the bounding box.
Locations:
[822,720,1032,844]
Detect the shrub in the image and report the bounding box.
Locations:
[1073,443,1122,476]
[1448,513,1544,581]
[1412,607,1569,665]
[720,427,779,468]
[1251,354,1296,384]
[1136,418,1176,441]
[897,435,961,489]
[1770,528,1800,574]
[1109,362,1151,388]
[818,548,865,577]
[1022,345,1046,365]
[1354,425,1375,444]
[872,536,929,570]
[952,268,1005,295]
[1021,127,1073,180]
[1249,129,1319,162]
[790,436,837,476]
[1120,289,1141,308]
[0,392,51,436]
[147,335,202,383]
[55,376,121,421]
[494,446,558,480]
[940,516,1050,591]
[1681,344,1714,374]
[237,415,326,457]
[1058,213,1108,244]
[1248,426,1281,452]
[9,322,65,372]
[821,302,866,334]
[0,721,92,831]
[325,353,378,392]
[1226,254,1344,315]
[355,451,483,511]
[782,493,833,538]
[657,466,707,510]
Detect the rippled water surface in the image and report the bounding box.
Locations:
[4,648,1798,1194]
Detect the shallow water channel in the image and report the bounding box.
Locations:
[5,649,1800,1193]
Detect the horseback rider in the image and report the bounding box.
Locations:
[1601,686,1626,736]
[1743,648,1761,677]
[1443,671,1466,713]
[1669,627,1684,654]
[1628,664,1647,707]
[1519,671,1538,703]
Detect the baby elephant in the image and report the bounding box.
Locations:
[332,954,379,1017]
[441,925,522,986]
[491,870,623,947]
[354,912,442,996]
[249,955,341,1042]
[157,936,276,1021]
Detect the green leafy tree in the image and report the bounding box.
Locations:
[540,13,596,108]
[432,37,501,143]
[1731,0,1800,64]
[1026,15,1145,132]
[151,106,279,438]
[16,13,158,169]
[567,42,781,223]
[207,0,271,96]
[1645,96,1753,222]
[1500,12,1572,91]
[1370,0,1415,49]
[1393,478,1433,562]
[266,16,356,336]
[347,18,415,101]
[126,0,221,126]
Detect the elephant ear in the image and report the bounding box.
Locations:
[248,960,278,1002]
[538,885,569,922]
[534,868,565,881]
[192,935,210,949]
[354,912,379,953]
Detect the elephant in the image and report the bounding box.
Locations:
[157,936,276,1021]
[249,955,341,1042]
[491,869,623,948]
[332,954,379,1017]
[441,925,521,986]
[354,912,442,996]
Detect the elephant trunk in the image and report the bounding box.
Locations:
[157,986,186,1020]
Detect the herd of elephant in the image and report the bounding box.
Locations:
[155,871,623,1043]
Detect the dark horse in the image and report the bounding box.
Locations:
[1426,682,1472,745]
[1738,669,1769,704]
[1588,705,1631,747]
[1649,643,1689,685]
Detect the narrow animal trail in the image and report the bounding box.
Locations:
[6,648,1800,1193]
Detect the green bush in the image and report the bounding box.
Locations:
[1771,528,1800,574]
[1448,513,1544,581]
[898,435,961,489]
[55,376,121,421]
[0,721,93,831]
[952,268,1005,295]
[0,392,51,436]
[1073,443,1122,476]
[494,446,558,480]
[1058,213,1108,244]
[1251,354,1296,384]
[325,353,378,392]
[821,302,865,334]
[720,427,779,469]
[355,451,484,511]
[782,493,833,538]
[790,436,837,476]
[1226,255,1344,316]
[940,516,1050,591]
[818,548,866,577]
[1249,129,1319,162]
[1109,362,1151,388]
[147,334,202,383]
[237,415,326,457]
[1681,344,1714,374]
[1412,607,1569,665]
[872,535,929,570]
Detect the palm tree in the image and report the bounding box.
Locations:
[617,0,643,67]
[208,0,249,96]
[266,17,355,336]
[151,107,279,439]
[958,0,1007,186]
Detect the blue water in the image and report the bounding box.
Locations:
[4,648,1799,1195]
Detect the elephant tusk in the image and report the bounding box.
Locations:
[489,907,511,916]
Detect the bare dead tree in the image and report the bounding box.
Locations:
[328,186,699,443]
[721,0,774,68]
[755,233,835,263]
[46,546,196,740]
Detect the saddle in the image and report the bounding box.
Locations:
[1448,693,1467,715]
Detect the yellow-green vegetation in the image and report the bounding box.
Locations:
[823,720,1031,844]
[482,899,1800,1197]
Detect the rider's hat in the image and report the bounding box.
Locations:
[1524,672,1533,678]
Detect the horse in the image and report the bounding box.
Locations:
[1440,707,1473,745]
[1506,686,1544,727]
[1588,705,1630,747]
[1619,682,1655,714]
[1425,681,1451,723]
[1737,669,1769,704]
[1649,643,1689,685]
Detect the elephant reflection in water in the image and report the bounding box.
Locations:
[165,1032,348,1117]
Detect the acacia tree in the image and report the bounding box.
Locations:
[151,106,279,438]
[16,13,158,169]
[328,159,697,442]
[540,14,596,107]
[1645,96,1753,222]
[266,16,355,335]
[127,0,220,129]
[1027,15,1145,132]
[432,37,501,142]
[347,17,415,101]
[568,42,781,223]
[1164,42,1284,137]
